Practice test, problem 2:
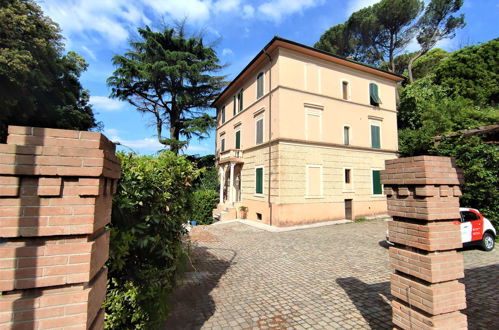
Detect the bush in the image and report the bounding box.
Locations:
[434,136,499,228]
[104,151,198,329]
[189,189,218,225]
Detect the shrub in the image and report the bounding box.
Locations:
[189,189,218,225]
[104,151,198,329]
[434,136,499,228]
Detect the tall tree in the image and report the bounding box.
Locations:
[315,0,423,70]
[108,25,225,154]
[407,0,465,82]
[376,0,423,71]
[0,0,98,141]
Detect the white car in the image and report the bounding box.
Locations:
[458,207,496,251]
[386,207,496,251]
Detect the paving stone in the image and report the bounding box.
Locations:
[163,220,499,329]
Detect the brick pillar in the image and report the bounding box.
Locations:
[381,156,467,330]
[0,126,120,329]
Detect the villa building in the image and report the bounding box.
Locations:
[212,37,404,226]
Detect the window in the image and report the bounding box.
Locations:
[306,165,323,198]
[255,167,263,194]
[238,89,244,112]
[461,211,479,222]
[372,170,382,195]
[220,138,225,152]
[342,81,349,100]
[235,130,241,149]
[345,169,351,184]
[371,123,381,149]
[343,126,350,145]
[257,72,264,99]
[256,117,264,144]
[233,95,237,115]
[369,83,382,106]
[221,106,226,124]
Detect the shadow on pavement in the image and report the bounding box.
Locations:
[337,263,499,330]
[336,278,392,330]
[162,245,235,330]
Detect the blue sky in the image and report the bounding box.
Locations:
[38,0,499,156]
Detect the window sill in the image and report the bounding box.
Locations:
[254,194,265,198]
[371,194,385,198]
[305,196,325,199]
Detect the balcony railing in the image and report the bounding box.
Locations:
[219,149,244,163]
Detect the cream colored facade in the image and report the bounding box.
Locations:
[213,37,404,226]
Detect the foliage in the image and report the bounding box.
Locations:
[433,39,499,106]
[398,42,499,133]
[187,154,218,191]
[104,152,198,329]
[399,89,499,156]
[0,0,98,141]
[189,189,218,225]
[315,0,423,70]
[407,0,465,82]
[398,75,447,130]
[433,136,499,227]
[108,25,226,154]
[411,48,449,81]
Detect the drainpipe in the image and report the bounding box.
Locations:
[263,49,273,226]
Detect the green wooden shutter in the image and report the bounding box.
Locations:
[371,125,380,149]
[256,168,263,194]
[235,130,241,149]
[372,170,382,194]
[221,106,225,123]
[221,138,225,152]
[369,83,382,105]
[239,89,243,111]
[233,95,236,115]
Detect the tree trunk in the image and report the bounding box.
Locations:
[407,51,423,84]
[389,34,395,72]
[169,110,181,155]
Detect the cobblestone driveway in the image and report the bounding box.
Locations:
[164,220,499,329]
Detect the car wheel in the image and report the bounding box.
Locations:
[481,232,495,252]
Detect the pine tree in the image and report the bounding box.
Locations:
[108,25,225,154]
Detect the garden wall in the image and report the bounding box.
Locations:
[0,126,120,329]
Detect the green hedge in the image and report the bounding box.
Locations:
[189,189,218,225]
[104,151,197,329]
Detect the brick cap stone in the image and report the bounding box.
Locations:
[382,155,464,186]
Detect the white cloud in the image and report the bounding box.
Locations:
[213,0,242,13]
[142,0,212,21]
[117,137,165,154]
[104,129,164,153]
[222,48,233,56]
[40,0,145,45]
[185,144,210,154]
[104,128,120,137]
[242,4,255,18]
[345,0,380,16]
[258,0,325,23]
[90,96,125,112]
[81,46,97,61]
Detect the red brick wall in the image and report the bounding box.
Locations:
[382,156,467,330]
[0,126,120,329]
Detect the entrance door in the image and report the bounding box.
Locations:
[345,199,353,220]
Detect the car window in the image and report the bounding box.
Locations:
[461,211,479,222]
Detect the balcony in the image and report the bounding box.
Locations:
[218,149,244,164]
